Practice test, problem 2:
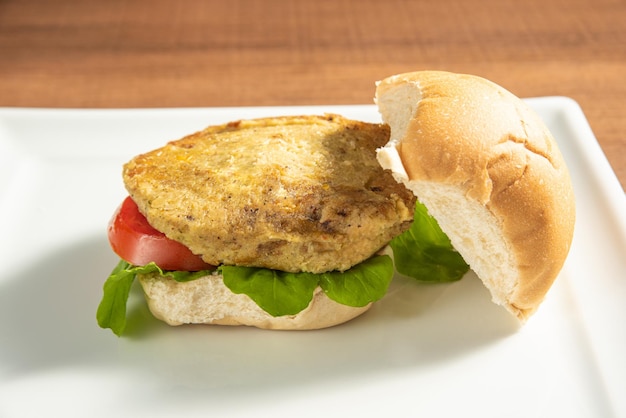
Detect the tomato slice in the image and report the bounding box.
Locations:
[108,196,214,271]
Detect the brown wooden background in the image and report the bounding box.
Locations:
[1,0,624,189]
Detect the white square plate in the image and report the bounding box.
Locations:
[0,98,624,418]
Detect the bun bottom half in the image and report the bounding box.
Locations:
[138,272,371,330]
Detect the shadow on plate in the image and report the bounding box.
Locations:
[0,235,519,404]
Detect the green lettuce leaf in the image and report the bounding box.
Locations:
[97,256,394,336]
[317,255,394,307]
[96,260,214,336]
[220,255,394,317]
[390,200,469,282]
[220,266,320,317]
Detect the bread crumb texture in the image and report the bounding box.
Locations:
[124,114,415,273]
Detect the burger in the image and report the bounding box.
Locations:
[97,71,575,335]
[97,113,446,335]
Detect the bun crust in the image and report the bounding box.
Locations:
[138,272,371,330]
[376,71,575,320]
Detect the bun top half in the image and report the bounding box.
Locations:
[376,71,575,321]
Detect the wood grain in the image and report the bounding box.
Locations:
[1,0,624,188]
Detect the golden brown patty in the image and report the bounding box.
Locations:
[123,114,415,273]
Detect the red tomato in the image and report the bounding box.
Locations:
[108,196,214,271]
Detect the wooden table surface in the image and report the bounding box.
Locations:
[1,0,624,189]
